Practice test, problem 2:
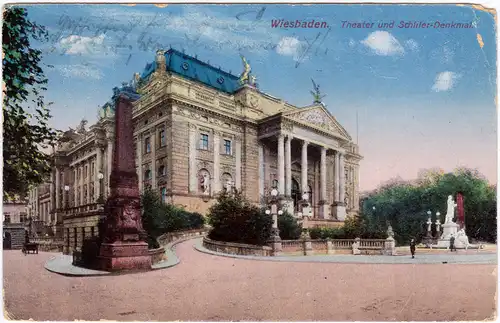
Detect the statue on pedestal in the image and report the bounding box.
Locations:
[445,195,457,224]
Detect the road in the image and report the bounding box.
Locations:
[3,239,497,321]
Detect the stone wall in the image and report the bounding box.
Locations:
[170,195,216,216]
[241,124,260,203]
[170,114,190,195]
[157,228,208,246]
[3,223,26,250]
[301,217,344,229]
[63,213,102,254]
[203,237,272,256]
[148,247,166,264]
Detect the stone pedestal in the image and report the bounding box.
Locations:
[436,222,459,248]
[303,239,313,255]
[332,203,346,221]
[318,200,330,219]
[99,241,151,271]
[268,235,282,256]
[383,236,396,255]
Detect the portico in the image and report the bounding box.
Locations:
[257,104,359,221]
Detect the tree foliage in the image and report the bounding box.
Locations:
[277,211,302,240]
[361,168,496,245]
[207,191,272,245]
[141,188,205,249]
[3,6,59,199]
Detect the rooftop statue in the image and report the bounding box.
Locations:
[239,54,251,85]
[311,79,326,104]
[76,119,88,134]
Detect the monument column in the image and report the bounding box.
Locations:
[339,153,346,206]
[86,161,92,203]
[285,135,292,198]
[188,123,198,193]
[235,136,242,191]
[213,131,220,194]
[99,92,151,271]
[151,129,157,190]
[258,143,264,202]
[137,134,143,192]
[277,134,285,195]
[319,146,328,219]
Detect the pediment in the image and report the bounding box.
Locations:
[282,105,352,140]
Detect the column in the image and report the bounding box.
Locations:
[213,131,220,194]
[301,141,308,194]
[62,172,66,209]
[319,146,328,219]
[285,135,292,198]
[86,161,91,204]
[151,129,157,189]
[277,134,285,195]
[188,124,198,193]
[50,170,55,211]
[320,147,327,201]
[73,168,77,207]
[79,164,84,205]
[55,167,60,210]
[258,143,264,200]
[235,136,242,191]
[96,147,102,200]
[137,134,143,192]
[339,152,346,205]
[106,139,113,195]
[334,151,340,201]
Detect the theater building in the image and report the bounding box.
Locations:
[26,48,362,253]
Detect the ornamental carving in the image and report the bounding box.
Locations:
[249,94,260,108]
[287,107,347,138]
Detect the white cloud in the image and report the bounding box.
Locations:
[55,64,104,80]
[276,37,304,60]
[361,31,404,56]
[405,39,419,52]
[59,34,107,55]
[432,71,460,92]
[348,38,356,48]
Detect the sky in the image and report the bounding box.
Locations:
[21,3,497,191]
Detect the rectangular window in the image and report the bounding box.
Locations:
[223,139,232,155]
[145,137,151,153]
[160,129,166,147]
[20,213,27,223]
[199,133,209,150]
[3,214,10,224]
[85,166,88,179]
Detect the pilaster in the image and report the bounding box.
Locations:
[188,123,198,193]
[277,134,285,195]
[213,131,221,194]
[235,135,242,191]
[137,134,143,192]
[258,143,264,200]
[151,129,157,189]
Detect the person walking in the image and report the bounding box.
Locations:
[449,235,456,252]
[410,238,416,259]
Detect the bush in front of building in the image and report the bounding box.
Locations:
[277,211,302,240]
[141,188,205,249]
[207,191,272,246]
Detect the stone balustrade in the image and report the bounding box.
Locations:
[30,236,64,252]
[157,228,208,247]
[203,237,273,256]
[281,238,388,255]
[148,247,166,265]
[62,203,103,217]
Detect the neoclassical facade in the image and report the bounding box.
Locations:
[27,48,361,251]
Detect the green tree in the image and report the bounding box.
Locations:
[208,191,272,245]
[362,168,496,244]
[277,211,302,240]
[3,6,59,199]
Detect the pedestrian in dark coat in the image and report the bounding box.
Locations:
[410,238,416,258]
[449,235,456,251]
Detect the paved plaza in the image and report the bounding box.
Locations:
[3,239,497,321]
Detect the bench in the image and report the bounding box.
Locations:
[22,243,39,255]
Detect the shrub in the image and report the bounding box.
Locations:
[208,191,272,245]
[278,211,302,240]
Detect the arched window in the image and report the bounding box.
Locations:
[145,169,152,180]
[158,165,166,176]
[271,179,278,189]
